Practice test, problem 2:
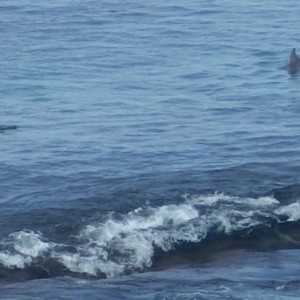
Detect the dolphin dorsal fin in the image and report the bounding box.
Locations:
[290,48,300,64]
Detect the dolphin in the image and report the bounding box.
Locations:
[287,48,300,75]
[0,125,17,131]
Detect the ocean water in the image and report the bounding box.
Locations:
[1,0,300,299]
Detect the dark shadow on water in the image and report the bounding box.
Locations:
[0,125,17,132]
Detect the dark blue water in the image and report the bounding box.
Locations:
[2,1,300,299]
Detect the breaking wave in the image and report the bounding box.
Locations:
[1,191,300,282]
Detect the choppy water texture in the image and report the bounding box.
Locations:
[1,1,300,299]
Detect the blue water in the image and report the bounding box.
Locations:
[2,1,300,299]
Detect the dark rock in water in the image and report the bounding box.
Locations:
[272,184,300,204]
[0,125,17,130]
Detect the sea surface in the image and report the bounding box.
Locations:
[1,1,300,299]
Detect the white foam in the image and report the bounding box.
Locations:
[52,252,124,277]
[185,193,279,207]
[0,230,53,270]
[10,230,52,257]
[216,209,262,234]
[79,204,199,252]
[275,202,300,221]
[72,203,200,275]
[0,251,32,269]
